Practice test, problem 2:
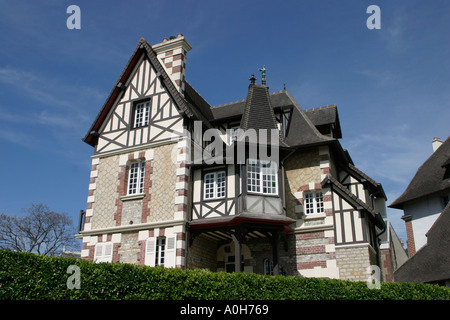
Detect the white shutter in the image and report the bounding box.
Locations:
[145,237,157,267]
[94,243,103,263]
[164,236,177,268]
[94,242,113,263]
[104,242,113,262]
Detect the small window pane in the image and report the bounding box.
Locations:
[216,171,226,198]
[128,161,145,195]
[134,102,150,128]
[304,191,324,215]
[204,173,215,199]
[204,171,226,199]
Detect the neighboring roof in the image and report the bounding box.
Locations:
[389,136,450,209]
[394,203,450,283]
[321,174,386,230]
[83,38,212,147]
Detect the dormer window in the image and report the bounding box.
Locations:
[247,159,278,195]
[134,101,150,128]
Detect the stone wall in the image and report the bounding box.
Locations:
[335,244,375,281]
[91,155,120,229]
[187,234,218,271]
[118,231,140,264]
[147,143,178,222]
[284,148,322,219]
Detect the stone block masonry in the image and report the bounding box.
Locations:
[335,244,376,281]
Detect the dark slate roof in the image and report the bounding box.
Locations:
[394,203,450,283]
[304,105,337,126]
[282,91,335,148]
[389,136,450,209]
[304,105,342,139]
[211,91,340,127]
[321,174,386,230]
[184,81,215,121]
[240,84,279,132]
[210,90,294,122]
[237,83,288,147]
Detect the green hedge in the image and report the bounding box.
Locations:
[0,250,449,300]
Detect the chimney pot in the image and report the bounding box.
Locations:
[432,137,443,152]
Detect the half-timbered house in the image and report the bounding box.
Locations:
[78,34,395,281]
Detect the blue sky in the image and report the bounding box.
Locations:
[0,0,449,247]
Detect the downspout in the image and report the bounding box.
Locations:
[280,148,297,217]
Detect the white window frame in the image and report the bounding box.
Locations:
[246,159,278,195]
[128,161,145,195]
[134,101,150,128]
[304,191,324,215]
[145,236,176,268]
[94,242,113,263]
[203,171,226,200]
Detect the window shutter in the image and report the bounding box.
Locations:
[104,243,113,262]
[145,237,157,267]
[94,243,103,263]
[164,235,177,268]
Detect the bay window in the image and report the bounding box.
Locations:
[246,159,278,195]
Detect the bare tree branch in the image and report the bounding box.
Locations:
[0,203,78,256]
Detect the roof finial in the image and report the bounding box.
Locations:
[249,74,257,85]
[259,65,266,85]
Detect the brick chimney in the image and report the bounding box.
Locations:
[152,34,192,95]
[432,137,443,152]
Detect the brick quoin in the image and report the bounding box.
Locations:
[297,261,326,270]
[141,160,153,223]
[297,245,326,255]
[137,240,146,265]
[115,165,127,226]
[296,231,325,240]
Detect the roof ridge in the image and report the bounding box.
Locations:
[212,98,246,109]
[304,104,337,111]
[211,90,287,109]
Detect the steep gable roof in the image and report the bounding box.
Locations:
[83,38,212,147]
[321,174,386,230]
[282,91,335,148]
[389,136,450,209]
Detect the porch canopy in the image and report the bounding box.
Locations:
[188,212,295,274]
